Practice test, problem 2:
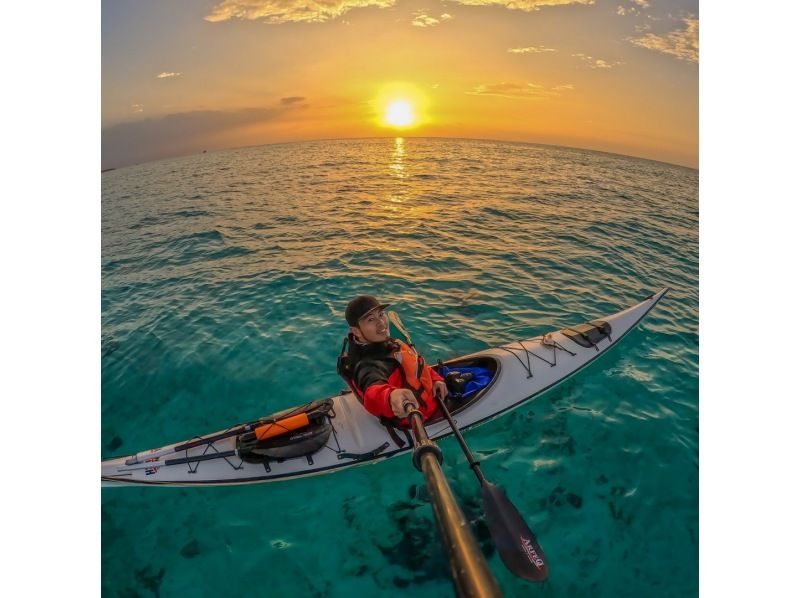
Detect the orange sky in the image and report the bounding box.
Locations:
[102,0,698,169]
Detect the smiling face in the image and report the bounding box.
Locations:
[350,308,390,343]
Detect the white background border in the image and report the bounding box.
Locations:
[4,1,800,596]
[3,1,100,595]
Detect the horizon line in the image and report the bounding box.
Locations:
[102,134,698,173]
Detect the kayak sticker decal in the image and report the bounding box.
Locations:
[145,457,160,476]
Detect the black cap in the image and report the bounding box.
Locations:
[345,295,390,326]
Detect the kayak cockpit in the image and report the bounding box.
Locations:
[431,355,500,421]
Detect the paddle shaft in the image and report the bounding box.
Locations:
[388,311,487,484]
[389,311,487,479]
[405,406,502,598]
[433,395,487,486]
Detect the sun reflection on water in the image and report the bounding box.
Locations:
[380,137,440,222]
[389,137,406,179]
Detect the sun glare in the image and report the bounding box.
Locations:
[374,84,427,130]
[385,100,415,127]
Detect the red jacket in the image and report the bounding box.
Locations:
[348,338,443,422]
[360,363,443,423]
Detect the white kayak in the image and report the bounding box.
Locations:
[102,289,668,487]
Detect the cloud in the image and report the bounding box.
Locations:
[508,45,556,54]
[280,96,307,105]
[628,17,698,63]
[452,0,593,12]
[205,0,592,22]
[102,103,303,169]
[131,104,144,113]
[205,0,396,24]
[157,72,181,79]
[411,11,453,27]
[616,0,648,16]
[591,59,618,68]
[572,53,623,68]
[466,81,573,99]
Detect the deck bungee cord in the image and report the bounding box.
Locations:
[496,336,577,378]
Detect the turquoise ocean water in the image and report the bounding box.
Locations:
[101,138,698,597]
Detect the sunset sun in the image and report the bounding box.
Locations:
[374,84,427,130]
[384,100,415,127]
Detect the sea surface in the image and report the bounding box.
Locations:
[101,138,698,597]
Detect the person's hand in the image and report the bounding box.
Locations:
[433,380,448,401]
[389,388,418,418]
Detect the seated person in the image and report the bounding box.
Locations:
[340,294,447,423]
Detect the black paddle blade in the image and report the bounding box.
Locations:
[481,482,549,582]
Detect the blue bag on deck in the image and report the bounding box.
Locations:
[438,365,493,399]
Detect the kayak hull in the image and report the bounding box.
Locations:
[102,289,667,487]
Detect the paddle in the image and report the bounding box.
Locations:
[388,311,549,582]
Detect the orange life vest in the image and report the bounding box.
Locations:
[391,340,435,406]
[337,336,438,420]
